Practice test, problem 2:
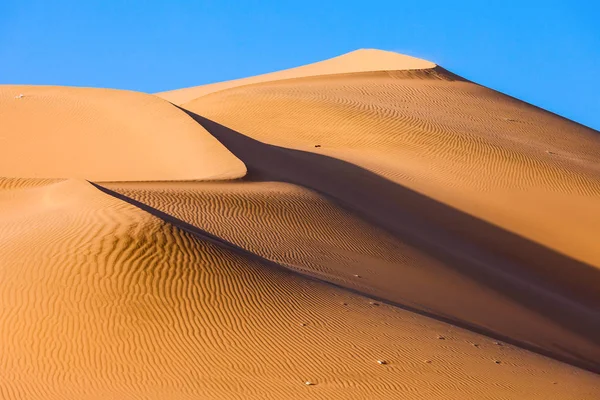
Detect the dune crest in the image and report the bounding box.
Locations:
[156,49,437,104]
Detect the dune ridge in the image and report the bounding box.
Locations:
[156,49,438,104]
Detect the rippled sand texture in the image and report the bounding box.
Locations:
[106,180,600,371]
[1,49,600,399]
[1,179,599,399]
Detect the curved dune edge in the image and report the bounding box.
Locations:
[156,49,438,104]
[0,85,246,181]
[0,179,598,399]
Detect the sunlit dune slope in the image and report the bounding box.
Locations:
[0,85,245,181]
[1,179,598,399]
[156,49,436,104]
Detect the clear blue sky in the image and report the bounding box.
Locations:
[1,1,598,130]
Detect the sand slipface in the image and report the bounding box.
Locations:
[1,49,600,399]
[0,85,246,181]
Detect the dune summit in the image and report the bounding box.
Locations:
[1,49,600,399]
[156,49,438,104]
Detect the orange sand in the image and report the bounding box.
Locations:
[1,49,599,399]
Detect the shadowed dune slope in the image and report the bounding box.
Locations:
[0,85,245,181]
[1,179,599,399]
[156,49,437,104]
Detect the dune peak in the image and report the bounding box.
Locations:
[157,48,437,104]
[319,48,436,70]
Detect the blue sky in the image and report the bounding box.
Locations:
[1,1,598,130]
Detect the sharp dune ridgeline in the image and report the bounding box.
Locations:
[1,49,599,399]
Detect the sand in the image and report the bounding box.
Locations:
[1,49,599,399]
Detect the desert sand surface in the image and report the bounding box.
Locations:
[1,49,600,399]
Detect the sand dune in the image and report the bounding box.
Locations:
[1,49,600,398]
[156,49,437,104]
[0,85,245,181]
